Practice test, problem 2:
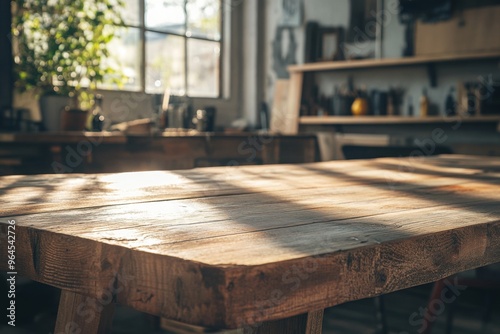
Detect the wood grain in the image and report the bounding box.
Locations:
[2,155,498,217]
[1,155,500,329]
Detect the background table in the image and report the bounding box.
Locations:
[1,155,500,333]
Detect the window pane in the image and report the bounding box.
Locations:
[120,0,141,26]
[100,27,142,91]
[146,32,186,95]
[187,0,221,40]
[145,0,186,34]
[187,39,220,97]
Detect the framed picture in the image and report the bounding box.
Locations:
[318,27,344,61]
[281,0,302,27]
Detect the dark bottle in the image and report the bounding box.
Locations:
[445,87,456,117]
[86,94,105,132]
[465,83,477,116]
[408,96,414,117]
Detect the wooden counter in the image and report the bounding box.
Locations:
[0,131,318,175]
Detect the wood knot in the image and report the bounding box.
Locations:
[377,271,387,284]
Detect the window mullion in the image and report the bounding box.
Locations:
[140,0,146,92]
[184,0,188,96]
[218,0,223,98]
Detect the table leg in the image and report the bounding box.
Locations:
[54,290,115,334]
[422,279,447,334]
[251,309,323,334]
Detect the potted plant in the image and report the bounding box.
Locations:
[11,0,125,131]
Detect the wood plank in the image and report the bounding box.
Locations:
[287,72,303,135]
[287,51,500,73]
[2,155,499,217]
[54,290,115,334]
[0,164,495,218]
[270,80,293,134]
[10,178,500,247]
[305,310,324,334]
[299,115,500,125]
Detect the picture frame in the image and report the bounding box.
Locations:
[317,27,345,61]
[281,0,302,27]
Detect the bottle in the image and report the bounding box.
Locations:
[85,94,105,131]
[465,83,477,116]
[445,87,456,117]
[259,102,269,130]
[408,96,414,117]
[420,88,429,117]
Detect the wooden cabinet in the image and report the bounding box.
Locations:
[0,132,318,175]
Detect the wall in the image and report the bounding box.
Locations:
[17,1,245,129]
[264,0,352,107]
[264,0,500,117]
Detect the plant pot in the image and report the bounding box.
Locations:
[61,107,88,131]
[13,90,42,122]
[39,95,71,131]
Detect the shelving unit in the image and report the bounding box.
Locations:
[280,52,500,134]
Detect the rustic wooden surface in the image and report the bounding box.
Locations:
[1,155,500,329]
[0,132,317,175]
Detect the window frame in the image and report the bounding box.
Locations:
[112,0,224,99]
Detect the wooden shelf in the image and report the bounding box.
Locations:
[299,115,500,125]
[276,51,500,134]
[288,51,500,73]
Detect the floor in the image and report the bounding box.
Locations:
[323,283,500,334]
[2,277,499,334]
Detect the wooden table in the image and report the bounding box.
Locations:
[1,155,500,333]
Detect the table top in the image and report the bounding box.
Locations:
[1,155,500,328]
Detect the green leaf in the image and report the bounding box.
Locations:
[13,0,126,96]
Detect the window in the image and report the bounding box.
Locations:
[104,0,222,98]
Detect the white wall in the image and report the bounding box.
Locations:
[264,0,500,117]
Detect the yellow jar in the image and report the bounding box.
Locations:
[351,97,369,116]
